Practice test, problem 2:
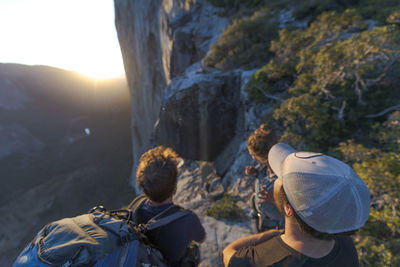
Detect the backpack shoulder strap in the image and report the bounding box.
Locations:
[138,204,191,232]
[128,195,191,232]
[127,194,147,211]
[145,209,191,231]
[126,195,148,224]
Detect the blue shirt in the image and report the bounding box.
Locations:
[253,164,284,226]
[135,198,205,266]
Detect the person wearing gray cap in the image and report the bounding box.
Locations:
[223,143,370,267]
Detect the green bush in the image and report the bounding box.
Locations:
[208,0,359,19]
[206,0,266,9]
[370,111,400,153]
[206,194,245,221]
[337,141,400,266]
[356,0,400,22]
[387,10,400,24]
[246,10,366,102]
[204,9,278,70]
[247,10,400,151]
[208,0,400,23]
[290,0,359,20]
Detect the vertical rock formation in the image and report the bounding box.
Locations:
[114,0,170,189]
[114,0,229,190]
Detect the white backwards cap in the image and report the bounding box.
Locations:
[268,143,370,234]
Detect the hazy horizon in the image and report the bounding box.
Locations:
[0,0,125,80]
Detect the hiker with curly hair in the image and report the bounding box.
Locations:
[246,124,284,232]
[133,146,206,266]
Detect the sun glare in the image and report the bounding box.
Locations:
[0,0,125,80]
[74,60,125,80]
[81,69,125,80]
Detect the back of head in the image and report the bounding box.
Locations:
[247,123,276,158]
[136,146,179,203]
[268,143,370,235]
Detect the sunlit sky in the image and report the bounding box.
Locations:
[0,0,125,79]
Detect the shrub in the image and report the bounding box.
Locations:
[374,111,400,153]
[207,0,400,23]
[246,10,366,102]
[204,9,278,70]
[206,0,266,9]
[290,0,359,20]
[337,141,400,266]
[356,0,400,22]
[387,10,400,24]
[206,194,245,221]
[247,10,400,151]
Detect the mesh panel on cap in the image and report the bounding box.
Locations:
[283,173,344,212]
[354,180,371,226]
[346,166,370,227]
[298,186,358,233]
[268,143,297,178]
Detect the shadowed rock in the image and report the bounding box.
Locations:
[155,69,241,161]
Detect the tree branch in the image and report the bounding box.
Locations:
[254,85,283,102]
[366,58,398,87]
[353,70,365,105]
[331,100,347,120]
[366,104,400,118]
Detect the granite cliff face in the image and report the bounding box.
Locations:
[114,1,271,265]
[114,0,230,187]
[155,67,242,162]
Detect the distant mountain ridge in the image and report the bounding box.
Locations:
[0,63,134,266]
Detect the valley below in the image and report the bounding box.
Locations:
[0,63,134,266]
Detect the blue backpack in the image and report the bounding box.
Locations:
[13,196,190,267]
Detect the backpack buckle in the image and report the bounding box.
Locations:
[88,205,106,213]
[136,224,149,233]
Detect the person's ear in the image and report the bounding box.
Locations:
[284,203,295,217]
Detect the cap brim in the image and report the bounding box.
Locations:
[268,143,297,178]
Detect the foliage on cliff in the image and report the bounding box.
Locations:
[206,2,400,265]
[207,0,358,20]
[337,140,400,266]
[206,194,245,221]
[206,0,265,10]
[246,10,400,151]
[204,10,278,70]
[208,0,400,21]
[206,0,400,71]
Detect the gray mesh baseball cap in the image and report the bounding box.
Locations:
[268,143,370,234]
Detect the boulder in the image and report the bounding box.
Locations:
[155,68,242,161]
[174,160,254,267]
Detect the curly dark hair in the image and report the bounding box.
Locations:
[247,123,276,158]
[136,146,180,202]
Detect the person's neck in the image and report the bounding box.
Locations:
[280,218,335,258]
[148,196,173,206]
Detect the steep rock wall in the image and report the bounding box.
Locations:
[114,0,171,186]
[114,0,228,189]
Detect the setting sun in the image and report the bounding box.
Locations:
[0,0,124,80]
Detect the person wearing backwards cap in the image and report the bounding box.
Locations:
[223,143,370,267]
